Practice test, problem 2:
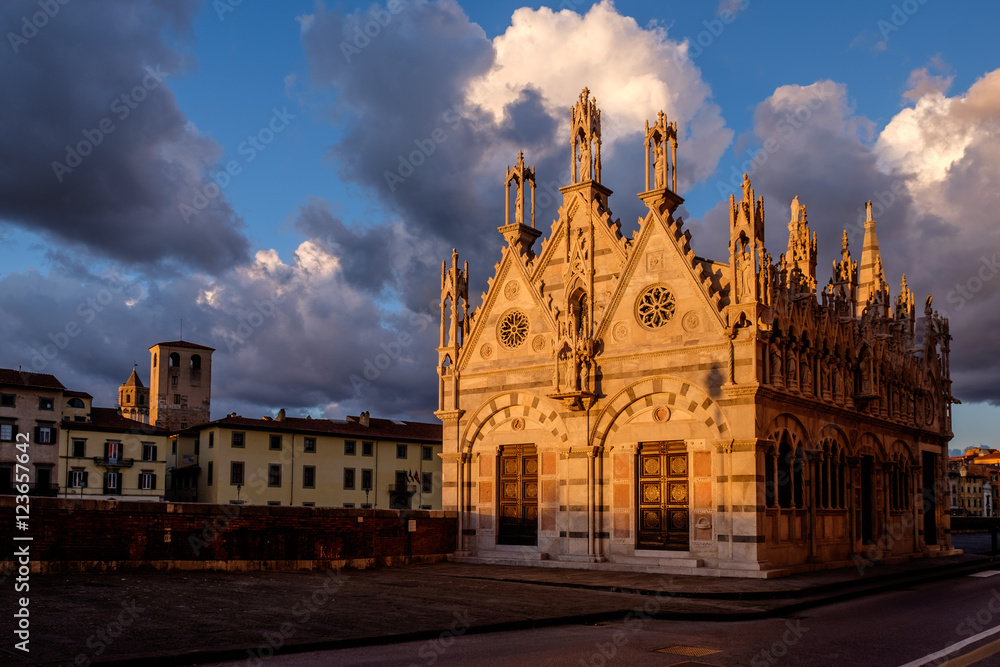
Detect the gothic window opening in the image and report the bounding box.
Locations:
[635,284,677,330]
[498,309,529,349]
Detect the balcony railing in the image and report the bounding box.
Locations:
[93,456,135,468]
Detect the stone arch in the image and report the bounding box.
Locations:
[763,413,810,450]
[461,391,569,454]
[855,432,885,460]
[591,376,729,448]
[888,438,916,465]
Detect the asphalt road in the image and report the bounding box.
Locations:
[211,570,1000,667]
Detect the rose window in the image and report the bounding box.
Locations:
[498,309,529,349]
[636,284,677,330]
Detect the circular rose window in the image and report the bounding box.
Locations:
[498,309,529,349]
[635,284,677,330]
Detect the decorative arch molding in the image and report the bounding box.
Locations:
[591,376,729,448]
[855,432,886,460]
[764,413,810,451]
[887,438,916,465]
[816,423,849,449]
[460,391,569,454]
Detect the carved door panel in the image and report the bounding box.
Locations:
[637,441,689,550]
[497,444,538,546]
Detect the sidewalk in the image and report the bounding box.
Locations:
[2,553,993,666]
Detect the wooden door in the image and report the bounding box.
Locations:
[498,444,538,546]
[637,441,689,550]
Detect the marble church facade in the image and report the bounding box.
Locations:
[436,89,957,577]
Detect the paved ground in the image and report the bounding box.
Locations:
[1,551,994,666]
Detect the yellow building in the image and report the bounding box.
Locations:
[168,411,443,509]
[60,401,169,502]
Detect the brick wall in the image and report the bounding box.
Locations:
[0,497,457,573]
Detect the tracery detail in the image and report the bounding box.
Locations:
[635,284,677,330]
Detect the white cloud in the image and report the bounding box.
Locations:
[464,1,732,184]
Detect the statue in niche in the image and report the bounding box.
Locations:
[834,367,844,402]
[802,360,813,395]
[514,187,523,225]
[770,343,783,385]
[653,139,666,189]
[860,356,873,395]
[787,351,798,388]
[821,362,831,397]
[579,136,592,181]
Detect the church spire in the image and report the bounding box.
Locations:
[728,174,766,306]
[856,201,889,317]
[785,196,817,292]
[500,151,542,257]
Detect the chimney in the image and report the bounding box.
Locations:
[277,408,286,422]
[359,411,370,427]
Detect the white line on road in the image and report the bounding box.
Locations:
[898,623,1000,667]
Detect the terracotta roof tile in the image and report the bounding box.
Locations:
[0,368,65,390]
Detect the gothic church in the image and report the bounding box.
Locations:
[436,89,956,577]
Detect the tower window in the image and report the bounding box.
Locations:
[190,354,201,370]
[168,353,180,368]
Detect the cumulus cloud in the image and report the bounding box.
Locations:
[466,1,732,185]
[0,0,250,272]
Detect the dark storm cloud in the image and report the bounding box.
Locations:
[0,0,250,272]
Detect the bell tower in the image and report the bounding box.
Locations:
[118,365,150,424]
[148,340,214,430]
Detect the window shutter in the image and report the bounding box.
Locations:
[50,426,58,443]
[152,445,157,460]
[150,474,157,490]
[83,471,88,488]
[34,427,40,442]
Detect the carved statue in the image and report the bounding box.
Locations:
[514,186,523,225]
[770,343,783,385]
[653,139,666,189]
[802,361,813,395]
[579,136,591,181]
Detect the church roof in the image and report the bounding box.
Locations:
[121,367,145,388]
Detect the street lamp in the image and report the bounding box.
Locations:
[236,483,242,505]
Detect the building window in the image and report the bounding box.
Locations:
[39,397,53,410]
[105,441,121,462]
[231,462,245,485]
[345,440,356,456]
[67,398,85,409]
[232,432,245,448]
[171,375,178,387]
[303,466,316,489]
[142,444,157,461]
[0,423,15,442]
[304,437,316,453]
[361,503,372,509]
[343,503,355,508]
[69,469,88,488]
[395,470,409,489]
[268,464,281,487]
[0,394,14,407]
[422,445,433,461]
[396,444,408,459]
[361,469,373,491]
[422,472,433,494]
[72,439,86,457]
[104,471,121,494]
[171,441,176,455]
[344,468,356,490]
[36,425,55,444]
[207,461,213,486]
[208,432,214,449]
[362,441,373,456]
[270,434,282,450]
[139,472,156,490]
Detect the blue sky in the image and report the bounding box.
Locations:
[1,0,998,451]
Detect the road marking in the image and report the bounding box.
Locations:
[898,625,1000,667]
[939,636,1000,666]
[969,571,1000,578]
